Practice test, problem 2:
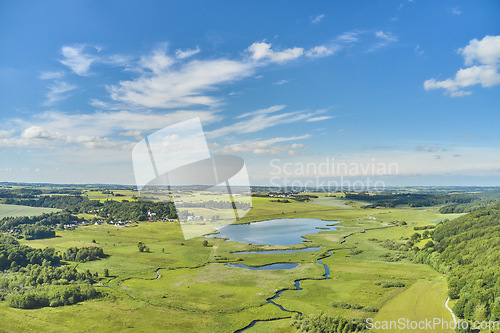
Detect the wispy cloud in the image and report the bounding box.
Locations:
[107,55,254,108]
[39,71,64,80]
[415,45,424,56]
[175,46,200,59]
[416,145,441,152]
[450,7,461,15]
[307,116,332,122]
[207,105,325,138]
[368,31,398,52]
[216,134,310,155]
[336,31,361,43]
[274,79,289,85]
[305,45,339,58]
[60,45,97,76]
[98,41,338,109]
[311,14,325,24]
[236,105,286,119]
[424,35,500,97]
[44,81,77,105]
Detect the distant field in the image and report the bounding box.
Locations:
[84,189,138,202]
[0,204,59,219]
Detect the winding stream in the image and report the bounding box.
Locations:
[234,250,333,332]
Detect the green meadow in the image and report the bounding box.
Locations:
[2,195,463,332]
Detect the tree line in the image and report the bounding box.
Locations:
[411,206,500,322]
[345,192,475,208]
[0,212,84,240]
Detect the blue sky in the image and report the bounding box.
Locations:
[0,0,499,186]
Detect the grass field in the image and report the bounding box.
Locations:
[0,203,59,219]
[84,189,139,202]
[2,195,464,332]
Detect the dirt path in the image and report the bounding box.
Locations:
[445,297,457,325]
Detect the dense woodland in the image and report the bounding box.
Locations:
[98,200,177,221]
[345,192,475,208]
[0,234,102,309]
[439,198,500,214]
[412,206,500,322]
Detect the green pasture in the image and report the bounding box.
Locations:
[3,195,463,332]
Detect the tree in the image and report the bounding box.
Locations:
[137,242,146,252]
[411,232,421,242]
[104,268,109,277]
[202,240,209,247]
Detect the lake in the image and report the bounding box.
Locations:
[206,218,339,245]
[234,247,322,254]
[226,263,299,270]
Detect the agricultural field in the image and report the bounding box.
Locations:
[0,192,468,332]
[0,204,59,219]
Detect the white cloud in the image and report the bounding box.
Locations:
[119,130,142,137]
[375,31,397,42]
[0,109,219,151]
[247,41,339,63]
[415,45,424,56]
[368,31,398,52]
[247,42,304,63]
[216,134,310,155]
[73,42,337,110]
[60,45,97,76]
[461,35,500,66]
[424,35,500,97]
[176,46,200,59]
[118,130,142,140]
[139,49,175,74]
[19,110,219,138]
[450,7,461,15]
[21,126,62,140]
[207,106,325,138]
[274,79,289,85]
[307,116,332,122]
[0,130,14,138]
[68,135,117,149]
[336,31,360,43]
[416,145,440,152]
[305,45,338,58]
[237,105,286,119]
[44,81,77,105]
[311,14,325,24]
[39,71,65,80]
[106,47,255,108]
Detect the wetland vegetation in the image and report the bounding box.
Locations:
[0,183,498,332]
